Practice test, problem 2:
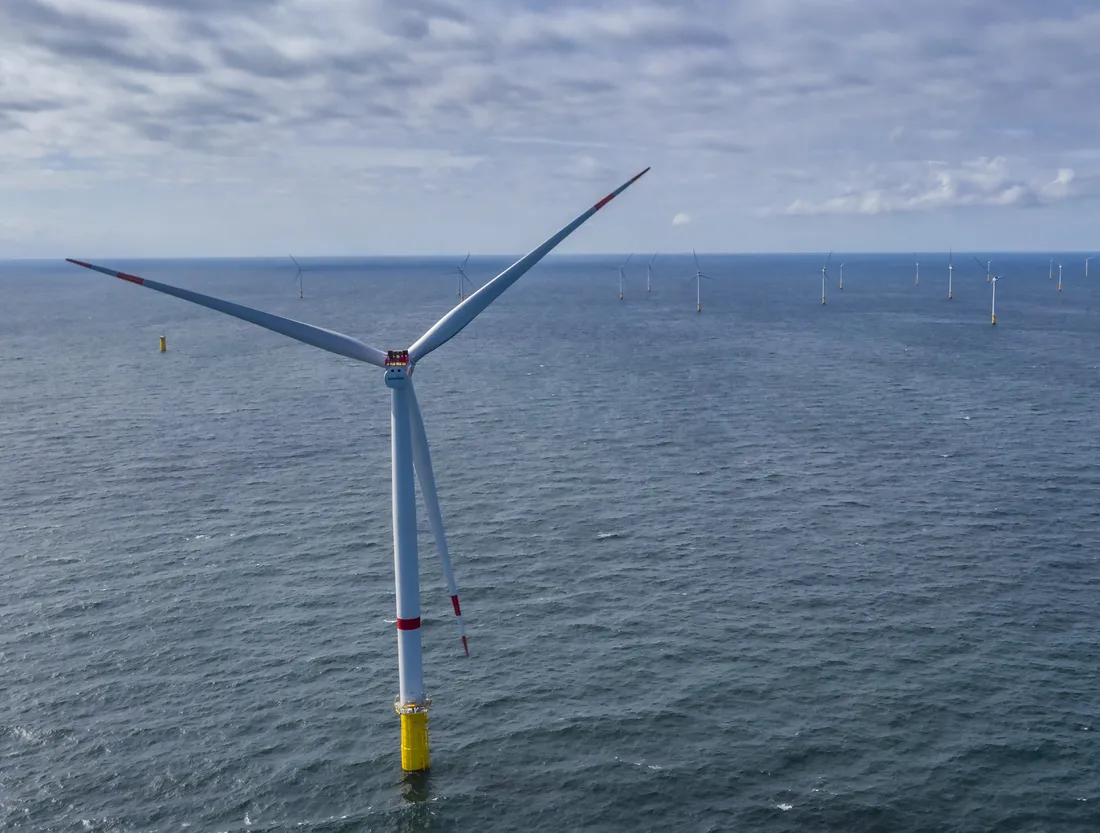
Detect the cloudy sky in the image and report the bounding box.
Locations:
[2,0,1098,256]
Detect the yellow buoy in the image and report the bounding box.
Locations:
[159,336,167,352]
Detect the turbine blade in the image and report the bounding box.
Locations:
[408,167,649,362]
[288,254,302,270]
[462,253,470,268]
[406,381,468,656]
[622,252,633,269]
[823,250,833,270]
[693,249,701,272]
[649,252,659,266]
[973,256,986,270]
[66,259,386,367]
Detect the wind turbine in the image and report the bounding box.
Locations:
[914,254,920,287]
[838,262,844,290]
[1049,258,1054,281]
[1087,256,1093,277]
[646,252,657,293]
[948,249,954,300]
[689,250,713,312]
[446,254,475,302]
[1058,263,1063,292]
[618,253,632,300]
[289,254,304,299]
[990,275,1000,325]
[974,256,992,284]
[65,167,650,773]
[820,251,832,305]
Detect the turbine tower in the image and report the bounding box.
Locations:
[618,253,632,300]
[646,252,657,293]
[1087,256,1093,278]
[948,249,954,300]
[66,167,650,773]
[914,254,920,287]
[991,275,999,325]
[1049,258,1054,281]
[289,254,304,299]
[1058,263,1063,292]
[821,251,832,305]
[838,262,844,290]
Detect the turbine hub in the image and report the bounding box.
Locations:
[385,350,410,387]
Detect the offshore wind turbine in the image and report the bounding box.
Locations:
[974,256,992,283]
[914,254,920,286]
[689,250,713,312]
[1087,256,1093,277]
[446,254,475,302]
[646,252,657,293]
[990,275,1000,325]
[618,253,632,300]
[1058,263,1063,292]
[948,249,954,300]
[289,254,304,299]
[66,167,650,773]
[1049,258,1054,281]
[818,253,831,308]
[838,262,844,290]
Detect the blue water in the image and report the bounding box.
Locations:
[2,253,1098,832]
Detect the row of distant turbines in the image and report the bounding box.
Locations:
[287,250,1094,327]
[819,252,1093,325]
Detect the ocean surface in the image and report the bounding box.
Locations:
[2,253,1099,832]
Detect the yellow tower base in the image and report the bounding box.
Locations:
[396,701,430,771]
[991,314,997,326]
[948,292,953,299]
[159,336,166,352]
[697,303,701,312]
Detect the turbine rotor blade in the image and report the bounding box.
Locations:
[407,167,650,362]
[622,252,633,269]
[66,259,386,367]
[824,251,833,270]
[406,381,469,656]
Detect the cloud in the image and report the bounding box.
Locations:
[672,212,692,226]
[779,158,1085,216]
[1,1,1100,254]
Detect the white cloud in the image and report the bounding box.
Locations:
[779,158,1084,216]
[672,212,691,226]
[1,1,1100,254]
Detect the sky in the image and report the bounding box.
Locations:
[2,0,1099,257]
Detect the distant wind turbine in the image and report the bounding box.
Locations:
[948,249,954,300]
[445,254,475,302]
[914,254,920,287]
[689,250,714,312]
[618,253,632,300]
[838,262,844,290]
[821,251,832,305]
[646,252,657,293]
[289,254,304,299]
[1049,258,1054,281]
[1087,256,1093,277]
[974,256,992,283]
[991,275,1002,325]
[66,167,651,773]
[1058,263,1063,292]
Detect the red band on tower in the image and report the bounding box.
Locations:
[396,617,421,630]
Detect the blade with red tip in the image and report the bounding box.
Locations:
[408,167,650,363]
[65,259,386,367]
[407,380,469,656]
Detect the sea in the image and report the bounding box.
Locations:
[1,253,1098,832]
